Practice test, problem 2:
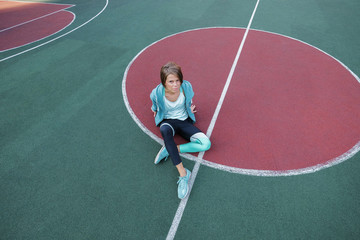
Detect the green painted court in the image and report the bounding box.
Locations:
[1,0,360,239]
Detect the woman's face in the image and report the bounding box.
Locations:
[164,74,181,94]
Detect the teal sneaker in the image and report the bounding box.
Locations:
[154,146,169,164]
[177,168,191,199]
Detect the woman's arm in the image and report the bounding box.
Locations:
[150,89,158,116]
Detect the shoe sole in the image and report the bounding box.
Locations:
[154,146,166,164]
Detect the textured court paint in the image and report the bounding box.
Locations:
[202,141,360,176]
[122,27,244,146]
[0,0,109,62]
[205,1,260,140]
[0,0,74,30]
[0,4,74,32]
[205,29,360,171]
[1,0,359,239]
[0,11,75,51]
[166,2,261,239]
[123,26,360,176]
[0,0,75,51]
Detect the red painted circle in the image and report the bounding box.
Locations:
[0,2,74,52]
[124,28,360,172]
[0,11,74,51]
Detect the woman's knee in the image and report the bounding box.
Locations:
[191,132,211,151]
[160,123,174,137]
[199,137,211,151]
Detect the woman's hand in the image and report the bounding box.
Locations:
[191,104,197,113]
[152,110,157,117]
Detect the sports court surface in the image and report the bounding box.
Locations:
[1,0,360,239]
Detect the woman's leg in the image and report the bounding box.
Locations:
[158,119,202,199]
[177,119,211,154]
[159,120,189,177]
[179,132,211,153]
[159,122,182,167]
[175,162,187,177]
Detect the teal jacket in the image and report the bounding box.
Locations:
[150,80,196,126]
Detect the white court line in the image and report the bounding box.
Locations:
[0,0,109,62]
[0,10,76,53]
[0,0,72,5]
[122,26,360,177]
[0,6,75,33]
[165,1,261,239]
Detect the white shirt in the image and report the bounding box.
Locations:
[163,90,188,120]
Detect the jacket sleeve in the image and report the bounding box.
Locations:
[183,80,195,100]
[150,89,158,112]
[182,80,196,123]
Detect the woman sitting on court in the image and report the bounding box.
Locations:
[150,61,211,199]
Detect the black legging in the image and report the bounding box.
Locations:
[159,118,201,166]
